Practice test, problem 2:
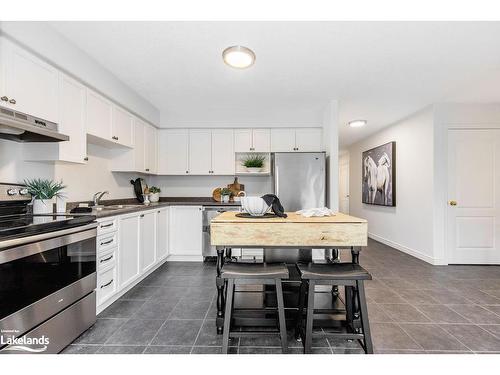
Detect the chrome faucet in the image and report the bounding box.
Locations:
[93,191,109,206]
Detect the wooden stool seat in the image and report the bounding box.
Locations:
[298,263,372,280]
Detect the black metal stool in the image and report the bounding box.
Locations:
[295,263,373,354]
[221,262,289,354]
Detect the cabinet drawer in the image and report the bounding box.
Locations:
[97,232,118,252]
[98,248,116,271]
[97,266,117,305]
[97,218,117,235]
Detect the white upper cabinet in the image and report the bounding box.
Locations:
[144,123,158,174]
[0,38,58,122]
[295,128,323,152]
[234,129,253,152]
[112,105,134,147]
[270,128,296,152]
[23,73,87,164]
[252,129,271,152]
[86,89,112,141]
[189,129,212,175]
[234,128,270,152]
[133,118,145,172]
[212,129,235,175]
[158,129,189,175]
[271,128,322,152]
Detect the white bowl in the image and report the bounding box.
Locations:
[240,196,271,216]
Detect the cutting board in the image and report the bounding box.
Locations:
[212,188,222,202]
[227,177,244,196]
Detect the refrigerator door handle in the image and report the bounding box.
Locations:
[275,165,279,195]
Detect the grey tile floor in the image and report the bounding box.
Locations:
[63,239,500,354]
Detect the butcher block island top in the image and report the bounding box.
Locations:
[210,212,367,247]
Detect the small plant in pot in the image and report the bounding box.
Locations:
[242,154,266,173]
[149,186,161,203]
[24,178,66,215]
[221,187,231,203]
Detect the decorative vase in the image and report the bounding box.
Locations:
[56,196,67,213]
[33,199,53,215]
[246,167,262,173]
[222,195,230,203]
[143,194,151,206]
[150,192,160,203]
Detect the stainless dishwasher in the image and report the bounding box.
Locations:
[202,205,241,258]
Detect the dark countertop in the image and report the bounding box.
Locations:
[68,197,241,219]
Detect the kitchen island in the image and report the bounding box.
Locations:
[210,211,368,333]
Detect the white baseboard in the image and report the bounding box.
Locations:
[368,232,445,265]
[166,254,204,262]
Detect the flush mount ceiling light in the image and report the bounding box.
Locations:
[222,46,256,69]
[348,120,367,128]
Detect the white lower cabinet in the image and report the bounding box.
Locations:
[118,213,141,289]
[156,208,169,261]
[168,205,203,260]
[140,210,157,273]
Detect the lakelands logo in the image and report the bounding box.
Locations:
[1,333,49,353]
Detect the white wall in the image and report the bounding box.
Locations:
[152,175,272,197]
[0,22,160,125]
[323,100,339,210]
[348,106,436,263]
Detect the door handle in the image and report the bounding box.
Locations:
[448,200,457,206]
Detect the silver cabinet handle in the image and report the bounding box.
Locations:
[0,96,8,102]
[100,279,113,289]
[100,255,113,263]
[9,99,16,104]
[100,238,114,246]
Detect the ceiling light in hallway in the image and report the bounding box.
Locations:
[348,120,367,128]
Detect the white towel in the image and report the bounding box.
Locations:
[296,207,336,217]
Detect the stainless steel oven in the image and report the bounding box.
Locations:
[0,223,97,354]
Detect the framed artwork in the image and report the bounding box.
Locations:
[362,141,396,206]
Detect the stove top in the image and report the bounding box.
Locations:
[0,213,96,241]
[0,182,96,242]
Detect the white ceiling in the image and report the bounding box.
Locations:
[49,21,500,145]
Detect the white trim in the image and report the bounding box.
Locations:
[166,254,204,262]
[368,232,446,265]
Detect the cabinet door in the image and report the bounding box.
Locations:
[158,129,189,175]
[156,208,169,261]
[212,129,234,175]
[169,206,202,256]
[133,118,145,172]
[252,129,271,152]
[2,39,59,122]
[189,129,212,175]
[145,124,158,174]
[140,211,157,273]
[270,128,296,152]
[86,89,112,140]
[112,105,134,147]
[118,214,140,288]
[295,128,323,152]
[234,129,253,152]
[58,74,87,163]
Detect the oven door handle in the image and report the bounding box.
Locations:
[0,223,98,263]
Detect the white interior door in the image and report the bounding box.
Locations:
[339,157,350,214]
[447,129,500,264]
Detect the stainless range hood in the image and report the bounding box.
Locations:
[0,107,69,142]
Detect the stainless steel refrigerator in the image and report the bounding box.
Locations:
[272,152,326,211]
[267,152,327,263]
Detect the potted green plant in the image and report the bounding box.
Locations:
[221,187,231,203]
[149,186,161,203]
[24,178,66,214]
[242,154,266,173]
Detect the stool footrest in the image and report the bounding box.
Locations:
[230,330,281,337]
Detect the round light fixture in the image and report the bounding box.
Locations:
[222,46,256,69]
[348,120,367,128]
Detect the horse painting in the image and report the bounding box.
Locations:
[362,142,395,206]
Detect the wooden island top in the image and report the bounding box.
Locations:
[211,212,367,248]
